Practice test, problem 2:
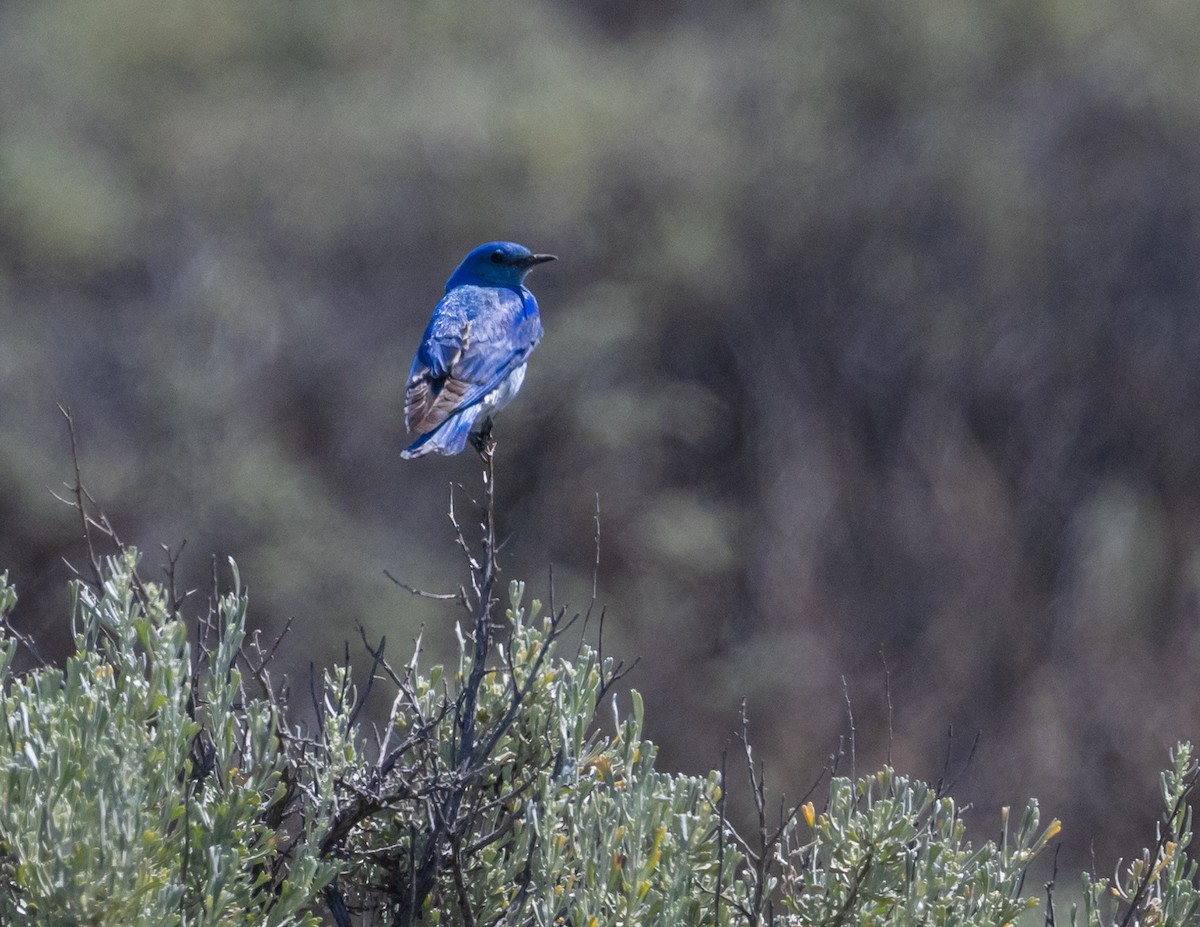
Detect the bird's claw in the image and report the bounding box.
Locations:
[470,418,496,457]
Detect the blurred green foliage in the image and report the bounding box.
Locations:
[3,0,1200,875]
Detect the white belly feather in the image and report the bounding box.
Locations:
[476,363,527,423]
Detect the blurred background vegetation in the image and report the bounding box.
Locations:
[2,0,1199,874]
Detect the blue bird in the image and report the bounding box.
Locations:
[401,241,556,459]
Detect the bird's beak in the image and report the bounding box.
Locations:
[528,253,557,266]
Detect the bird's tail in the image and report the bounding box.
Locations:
[400,406,481,459]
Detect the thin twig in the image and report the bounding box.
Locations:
[384,571,462,602]
[715,748,727,927]
[736,701,798,924]
[0,610,45,664]
[936,728,981,798]
[348,627,387,728]
[841,676,856,784]
[161,540,191,615]
[880,646,893,768]
[57,404,103,587]
[449,842,478,927]
[829,849,873,927]
[592,492,601,604]
[1044,843,1060,927]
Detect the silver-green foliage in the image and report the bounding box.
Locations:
[7,554,1199,927]
[0,552,336,926]
[1071,742,1200,927]
[775,771,1059,927]
[318,579,1063,927]
[320,580,740,926]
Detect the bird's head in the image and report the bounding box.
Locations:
[446,241,557,289]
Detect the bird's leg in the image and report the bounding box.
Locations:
[470,416,495,457]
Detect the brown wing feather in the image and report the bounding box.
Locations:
[405,318,474,435]
[406,373,472,434]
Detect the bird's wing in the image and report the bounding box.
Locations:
[405,286,542,435]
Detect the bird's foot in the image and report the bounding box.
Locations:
[470,418,496,458]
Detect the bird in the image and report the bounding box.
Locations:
[401,241,556,459]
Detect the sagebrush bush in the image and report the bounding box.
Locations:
[0,551,1194,926]
[0,554,335,925]
[778,772,1057,926]
[320,579,739,926]
[1071,742,1200,927]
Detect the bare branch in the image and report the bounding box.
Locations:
[348,625,387,729]
[841,675,855,784]
[384,570,462,602]
[161,539,192,615]
[57,404,104,588]
[1044,843,1060,927]
[880,646,893,769]
[715,747,727,927]
[449,842,478,927]
[936,727,980,798]
[591,492,600,605]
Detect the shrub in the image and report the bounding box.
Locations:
[1071,742,1200,927]
[0,554,335,925]
[0,553,1065,926]
[0,473,1193,925]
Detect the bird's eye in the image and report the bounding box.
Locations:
[490,251,504,264]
